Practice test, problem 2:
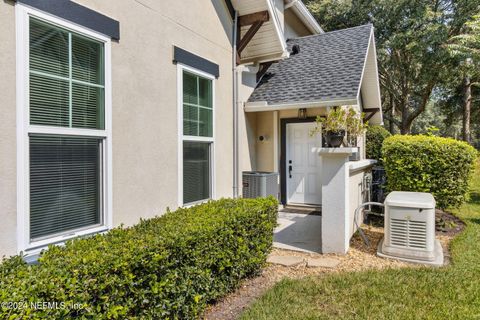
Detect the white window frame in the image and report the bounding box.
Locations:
[177,64,216,207]
[16,4,113,254]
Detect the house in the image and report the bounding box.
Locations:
[0,0,382,259]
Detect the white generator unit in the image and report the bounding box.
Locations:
[377,191,443,266]
[242,172,279,199]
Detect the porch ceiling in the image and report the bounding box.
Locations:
[231,0,288,63]
[245,24,383,125]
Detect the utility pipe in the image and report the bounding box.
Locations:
[353,202,385,247]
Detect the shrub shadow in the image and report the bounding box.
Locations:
[468,218,480,225]
[470,192,480,205]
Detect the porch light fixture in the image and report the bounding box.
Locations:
[298,108,307,120]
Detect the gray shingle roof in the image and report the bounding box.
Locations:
[248,24,373,105]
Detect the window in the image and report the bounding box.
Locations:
[17,6,111,250]
[180,69,214,205]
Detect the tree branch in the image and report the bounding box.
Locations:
[382,113,401,127]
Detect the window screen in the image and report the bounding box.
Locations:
[29,136,102,240]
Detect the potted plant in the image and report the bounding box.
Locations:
[345,108,368,160]
[312,107,346,147]
[345,107,368,147]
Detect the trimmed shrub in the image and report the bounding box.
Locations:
[366,125,392,163]
[0,197,278,319]
[382,135,477,209]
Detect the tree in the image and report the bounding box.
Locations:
[305,0,480,134]
[447,15,480,143]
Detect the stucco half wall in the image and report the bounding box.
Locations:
[348,165,372,239]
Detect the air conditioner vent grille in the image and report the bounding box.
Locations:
[390,218,427,249]
[242,172,279,199]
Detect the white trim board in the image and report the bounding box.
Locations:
[244,98,359,112]
[15,4,113,254]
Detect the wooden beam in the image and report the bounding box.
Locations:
[238,20,264,55]
[364,109,379,122]
[363,108,380,112]
[256,61,274,82]
[238,11,269,27]
[236,51,241,65]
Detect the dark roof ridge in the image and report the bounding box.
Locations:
[286,23,373,42]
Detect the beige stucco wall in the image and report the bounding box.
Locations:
[75,0,235,226]
[0,2,18,258]
[255,112,275,171]
[238,69,259,176]
[0,0,237,257]
[255,107,328,173]
[348,168,371,238]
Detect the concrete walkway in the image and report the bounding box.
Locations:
[273,211,322,253]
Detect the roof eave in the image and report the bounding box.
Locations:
[285,0,323,34]
[356,28,383,125]
[245,97,359,112]
[232,0,289,64]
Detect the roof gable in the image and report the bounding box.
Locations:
[247,24,373,106]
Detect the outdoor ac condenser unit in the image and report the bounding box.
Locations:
[377,191,443,266]
[242,172,279,199]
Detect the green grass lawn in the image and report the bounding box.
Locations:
[241,161,480,320]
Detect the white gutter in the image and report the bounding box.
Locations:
[232,10,239,198]
[285,0,323,34]
[245,97,359,112]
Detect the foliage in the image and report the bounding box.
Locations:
[305,0,480,134]
[345,108,368,146]
[382,135,477,208]
[365,125,391,163]
[312,107,367,146]
[241,160,480,320]
[0,197,278,319]
[312,107,346,133]
[448,15,480,61]
[443,15,480,144]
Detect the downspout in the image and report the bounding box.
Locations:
[232,10,239,198]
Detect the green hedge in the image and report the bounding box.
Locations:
[0,197,278,319]
[382,135,477,209]
[366,125,391,163]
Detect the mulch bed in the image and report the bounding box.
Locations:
[435,209,465,236]
[202,210,465,320]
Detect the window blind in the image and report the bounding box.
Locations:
[29,18,105,130]
[29,135,101,240]
[183,142,210,204]
[182,71,212,137]
[27,17,106,242]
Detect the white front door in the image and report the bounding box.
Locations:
[286,122,322,205]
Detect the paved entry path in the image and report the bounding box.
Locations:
[274,211,322,253]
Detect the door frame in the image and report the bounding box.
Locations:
[280,117,324,205]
